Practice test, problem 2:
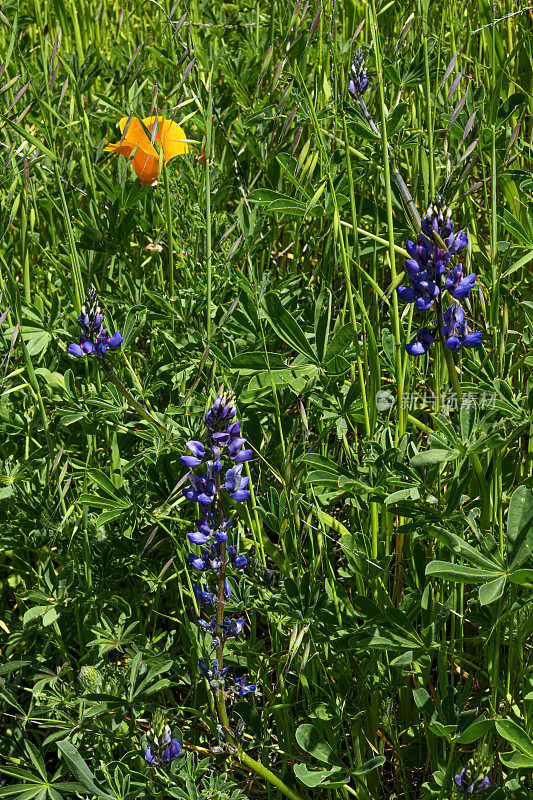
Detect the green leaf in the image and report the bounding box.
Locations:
[23,606,50,626]
[499,751,533,769]
[0,660,29,676]
[353,756,386,776]
[508,569,533,587]
[478,575,507,606]
[426,561,502,584]
[507,485,533,570]
[2,117,57,161]
[496,92,526,127]
[455,718,494,744]
[42,607,60,627]
[262,294,318,363]
[293,763,346,788]
[386,102,408,137]
[57,741,118,800]
[495,720,533,757]
[231,351,286,372]
[410,449,459,467]
[88,469,122,500]
[295,724,343,766]
[323,324,352,364]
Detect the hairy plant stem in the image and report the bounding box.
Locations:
[210,480,302,800]
[432,230,491,528]
[98,359,167,435]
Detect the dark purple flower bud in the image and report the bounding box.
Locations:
[188,530,212,545]
[168,739,182,760]
[405,328,434,356]
[463,332,482,347]
[108,332,123,350]
[406,258,421,274]
[189,553,207,570]
[449,230,468,253]
[397,286,417,303]
[68,342,85,358]
[232,449,253,464]
[445,335,462,350]
[227,437,246,456]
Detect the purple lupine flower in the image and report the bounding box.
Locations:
[192,583,216,604]
[444,266,476,300]
[405,328,434,357]
[227,545,247,569]
[144,726,182,765]
[234,674,256,696]
[442,303,482,350]
[397,196,479,356]
[224,616,245,638]
[454,767,490,795]
[224,465,250,503]
[180,440,206,468]
[183,472,217,505]
[198,658,230,688]
[68,287,122,360]
[348,47,369,99]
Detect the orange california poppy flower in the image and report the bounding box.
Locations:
[104,116,188,186]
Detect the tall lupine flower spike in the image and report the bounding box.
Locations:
[177,389,301,800]
[68,287,123,359]
[398,196,482,356]
[180,384,259,753]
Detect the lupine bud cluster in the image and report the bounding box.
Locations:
[181,386,256,699]
[68,287,123,359]
[348,47,369,99]
[144,710,182,766]
[397,197,482,356]
[454,752,491,797]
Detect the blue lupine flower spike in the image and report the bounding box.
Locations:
[68,287,123,359]
[396,196,482,356]
[348,47,369,100]
[454,752,491,797]
[144,715,182,766]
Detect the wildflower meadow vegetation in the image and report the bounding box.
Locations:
[1,0,533,798]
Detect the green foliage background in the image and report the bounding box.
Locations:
[1,0,533,797]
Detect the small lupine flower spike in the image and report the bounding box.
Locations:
[144,712,182,766]
[396,196,481,356]
[454,753,491,796]
[68,287,122,360]
[348,47,369,99]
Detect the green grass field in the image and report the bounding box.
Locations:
[1,1,533,798]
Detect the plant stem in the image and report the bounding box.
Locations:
[205,74,213,341]
[99,359,167,435]
[437,739,456,800]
